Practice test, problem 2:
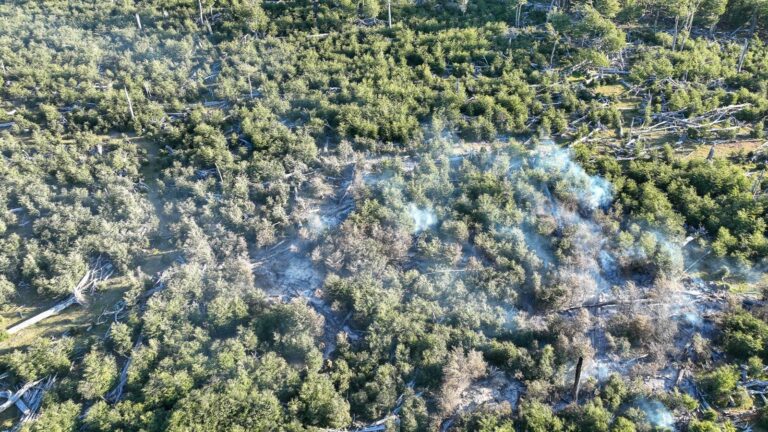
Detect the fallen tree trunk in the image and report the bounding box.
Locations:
[11,377,56,432]
[744,380,768,389]
[5,260,113,335]
[559,298,655,312]
[324,415,399,432]
[5,296,78,335]
[5,271,89,336]
[0,380,40,414]
[106,338,142,403]
[106,356,132,403]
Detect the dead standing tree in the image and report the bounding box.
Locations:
[572,356,584,402]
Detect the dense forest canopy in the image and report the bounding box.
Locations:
[2,0,768,431]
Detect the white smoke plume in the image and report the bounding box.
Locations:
[532,142,612,209]
[408,203,437,233]
[637,399,675,430]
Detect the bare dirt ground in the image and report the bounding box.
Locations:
[572,274,736,407]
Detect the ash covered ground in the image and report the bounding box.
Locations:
[247,137,753,429]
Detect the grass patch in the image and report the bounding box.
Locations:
[0,277,133,355]
[595,84,625,97]
[684,139,764,161]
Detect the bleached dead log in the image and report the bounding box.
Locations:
[632,105,749,134]
[693,381,712,411]
[11,377,56,432]
[559,297,662,312]
[354,416,398,432]
[203,100,226,108]
[5,268,99,335]
[106,356,131,403]
[738,38,749,73]
[5,297,78,335]
[0,380,40,414]
[675,367,687,387]
[124,87,135,121]
[423,268,479,275]
[106,339,141,403]
[744,380,768,389]
[96,300,126,325]
[138,279,168,301]
[338,172,356,204]
[597,67,629,75]
[5,260,113,335]
[324,415,399,432]
[571,127,603,146]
